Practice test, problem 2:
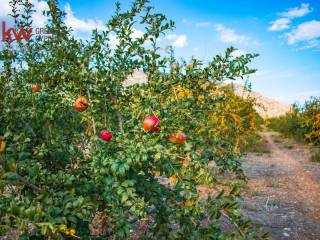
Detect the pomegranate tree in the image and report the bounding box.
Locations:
[0,0,266,239]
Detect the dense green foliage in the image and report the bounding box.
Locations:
[269,97,320,145]
[209,84,263,155]
[0,0,265,239]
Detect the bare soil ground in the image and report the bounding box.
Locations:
[242,131,320,240]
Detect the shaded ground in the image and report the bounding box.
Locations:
[242,131,320,240]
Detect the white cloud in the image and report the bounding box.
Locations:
[108,33,119,49]
[131,28,144,39]
[64,3,145,41]
[0,0,49,28]
[268,3,312,32]
[30,0,49,28]
[0,0,11,17]
[106,28,144,49]
[196,21,211,28]
[280,3,312,18]
[182,19,188,24]
[302,39,320,50]
[64,3,145,42]
[0,0,144,45]
[287,20,320,45]
[268,18,291,31]
[166,34,188,48]
[0,0,105,33]
[64,3,105,33]
[215,24,254,46]
[268,3,319,49]
[231,49,246,58]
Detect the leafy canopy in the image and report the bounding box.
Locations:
[0,0,264,239]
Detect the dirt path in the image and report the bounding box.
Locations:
[242,131,320,240]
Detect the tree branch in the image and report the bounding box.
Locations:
[13,172,43,193]
[87,87,97,136]
[110,95,124,133]
[220,210,246,238]
[0,156,43,193]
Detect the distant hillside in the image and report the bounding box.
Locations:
[124,71,148,87]
[124,71,291,118]
[231,83,291,118]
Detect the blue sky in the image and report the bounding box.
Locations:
[1,0,319,104]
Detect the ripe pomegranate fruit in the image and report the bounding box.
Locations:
[74,96,89,112]
[99,130,113,141]
[32,83,41,92]
[142,116,160,132]
[169,132,187,144]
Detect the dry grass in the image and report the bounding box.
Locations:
[311,149,320,162]
[243,134,271,154]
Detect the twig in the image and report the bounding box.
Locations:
[220,210,246,238]
[149,107,157,118]
[87,87,97,136]
[265,197,270,211]
[172,86,179,102]
[90,208,157,239]
[104,93,107,127]
[185,113,195,120]
[13,172,43,193]
[167,160,186,188]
